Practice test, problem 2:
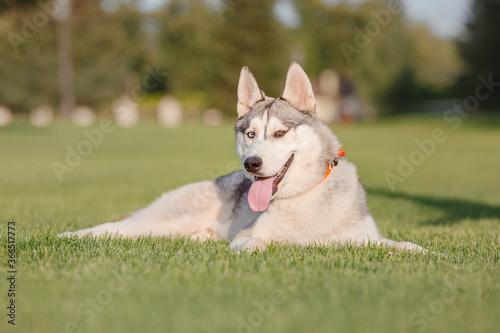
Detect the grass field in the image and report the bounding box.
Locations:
[1,115,499,333]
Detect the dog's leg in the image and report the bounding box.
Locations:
[230,237,267,252]
[357,215,427,253]
[58,221,132,238]
[59,180,227,239]
[380,238,427,253]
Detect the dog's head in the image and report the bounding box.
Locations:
[235,62,341,212]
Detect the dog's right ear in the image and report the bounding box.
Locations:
[237,66,264,119]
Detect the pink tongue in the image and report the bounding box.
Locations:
[248,177,274,212]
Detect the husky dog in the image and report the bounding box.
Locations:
[60,63,424,252]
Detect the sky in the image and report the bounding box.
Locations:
[399,0,472,39]
[137,0,474,39]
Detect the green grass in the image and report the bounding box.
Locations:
[1,115,499,333]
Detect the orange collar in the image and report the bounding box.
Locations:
[311,148,345,189]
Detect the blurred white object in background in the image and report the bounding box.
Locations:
[158,96,183,127]
[0,106,13,127]
[315,95,339,124]
[315,69,341,124]
[113,96,139,127]
[202,108,224,127]
[71,105,96,127]
[30,105,54,127]
[319,69,340,98]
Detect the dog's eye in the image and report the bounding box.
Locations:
[247,132,255,139]
[275,130,286,137]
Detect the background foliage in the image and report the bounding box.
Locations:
[1,0,493,115]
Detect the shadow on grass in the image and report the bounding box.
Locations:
[367,188,500,226]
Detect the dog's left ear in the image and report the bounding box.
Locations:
[281,62,316,113]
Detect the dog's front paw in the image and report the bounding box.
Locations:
[58,230,95,238]
[230,237,267,252]
[58,229,108,238]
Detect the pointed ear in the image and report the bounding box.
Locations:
[281,62,316,113]
[237,66,264,119]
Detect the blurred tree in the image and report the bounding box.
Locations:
[115,4,159,94]
[212,0,290,114]
[459,0,500,110]
[71,0,144,106]
[0,0,471,116]
[0,0,152,112]
[292,0,365,77]
[0,0,37,11]
[350,1,416,112]
[0,5,59,111]
[158,0,217,94]
[410,24,463,95]
[292,0,464,113]
[293,0,419,113]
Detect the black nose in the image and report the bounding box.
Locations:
[244,156,263,173]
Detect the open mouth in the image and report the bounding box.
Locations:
[248,154,294,212]
[256,154,294,195]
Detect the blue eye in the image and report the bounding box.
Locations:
[247,132,255,138]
